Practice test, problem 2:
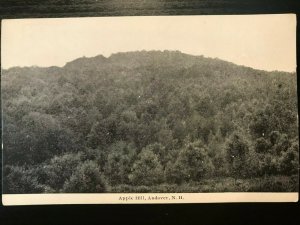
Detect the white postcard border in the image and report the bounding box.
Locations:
[2,193,298,205]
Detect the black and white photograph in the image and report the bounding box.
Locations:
[1,14,298,204]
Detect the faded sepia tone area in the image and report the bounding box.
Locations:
[1,15,296,72]
[1,15,298,198]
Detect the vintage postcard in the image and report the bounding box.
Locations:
[1,14,298,205]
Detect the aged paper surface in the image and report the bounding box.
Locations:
[1,193,298,205]
[1,14,298,205]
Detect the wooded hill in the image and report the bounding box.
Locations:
[2,50,298,193]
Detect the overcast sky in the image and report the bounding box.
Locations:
[1,14,296,72]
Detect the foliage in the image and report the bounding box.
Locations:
[226,133,249,178]
[129,148,164,185]
[104,141,136,185]
[3,165,45,193]
[166,141,214,183]
[63,160,107,193]
[2,51,298,193]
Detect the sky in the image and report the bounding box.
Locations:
[1,14,296,72]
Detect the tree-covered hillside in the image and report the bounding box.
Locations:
[2,50,298,193]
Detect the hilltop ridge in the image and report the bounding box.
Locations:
[2,49,298,193]
[4,51,294,76]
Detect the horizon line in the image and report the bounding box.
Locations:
[1,50,296,73]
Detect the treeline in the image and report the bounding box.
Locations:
[2,51,298,193]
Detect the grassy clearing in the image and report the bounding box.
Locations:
[110,175,299,193]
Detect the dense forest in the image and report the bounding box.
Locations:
[2,50,299,193]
